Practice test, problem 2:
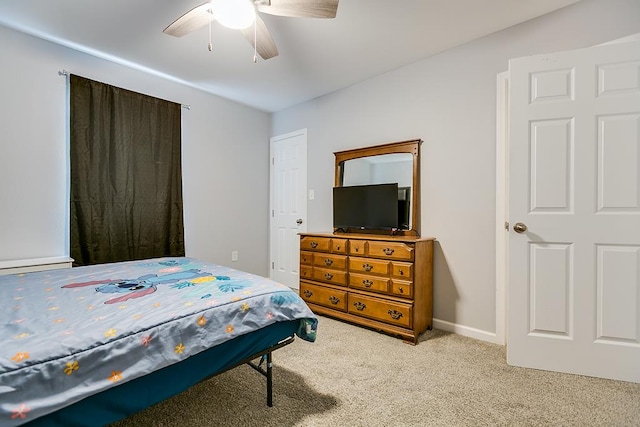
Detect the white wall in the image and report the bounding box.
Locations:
[0,26,272,276]
[271,0,640,337]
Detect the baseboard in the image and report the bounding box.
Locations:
[432,318,502,345]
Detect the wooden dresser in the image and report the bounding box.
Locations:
[299,232,434,344]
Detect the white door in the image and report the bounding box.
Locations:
[508,40,640,382]
[269,129,307,289]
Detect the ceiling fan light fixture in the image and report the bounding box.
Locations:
[211,0,256,30]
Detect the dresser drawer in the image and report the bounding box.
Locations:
[331,238,348,254]
[348,293,412,328]
[367,241,414,261]
[300,236,331,252]
[300,265,313,281]
[349,256,390,275]
[391,261,413,280]
[390,279,413,299]
[348,240,367,256]
[312,267,348,286]
[313,253,347,270]
[349,272,389,293]
[300,251,314,265]
[300,282,347,312]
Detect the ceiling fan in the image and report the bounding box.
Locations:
[163,0,339,61]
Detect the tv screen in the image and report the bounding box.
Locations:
[333,183,399,230]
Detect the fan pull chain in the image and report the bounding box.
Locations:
[208,13,213,52]
[253,17,257,63]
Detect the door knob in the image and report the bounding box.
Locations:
[296,218,303,225]
[513,222,528,233]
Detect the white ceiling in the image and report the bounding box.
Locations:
[0,0,582,112]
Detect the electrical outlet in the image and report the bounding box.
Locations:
[231,251,238,262]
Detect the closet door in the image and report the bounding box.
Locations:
[270,129,308,289]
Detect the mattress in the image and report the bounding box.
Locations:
[0,257,317,426]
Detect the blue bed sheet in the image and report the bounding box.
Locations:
[0,257,317,426]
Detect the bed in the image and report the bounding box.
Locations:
[0,257,317,426]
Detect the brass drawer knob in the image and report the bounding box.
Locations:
[324,272,333,280]
[398,287,404,294]
[303,289,313,298]
[324,258,333,266]
[362,279,373,288]
[310,241,318,249]
[388,310,403,320]
[329,296,340,305]
[362,263,373,272]
[353,301,366,311]
[353,246,360,252]
[383,248,395,256]
[398,269,404,275]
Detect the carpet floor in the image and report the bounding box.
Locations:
[110,315,640,426]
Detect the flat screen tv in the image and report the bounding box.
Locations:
[333,183,399,231]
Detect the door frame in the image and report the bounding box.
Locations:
[268,128,308,285]
[495,71,509,346]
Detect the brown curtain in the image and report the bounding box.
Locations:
[70,74,185,266]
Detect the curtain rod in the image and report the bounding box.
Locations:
[58,69,191,110]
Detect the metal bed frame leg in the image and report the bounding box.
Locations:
[248,352,274,406]
[245,335,295,407]
[266,352,273,407]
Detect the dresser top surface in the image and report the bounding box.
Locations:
[299,232,435,243]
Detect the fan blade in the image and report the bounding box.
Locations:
[241,15,279,60]
[164,3,213,37]
[256,0,338,18]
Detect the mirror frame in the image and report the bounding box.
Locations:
[334,139,422,236]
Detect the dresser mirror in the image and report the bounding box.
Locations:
[334,139,421,236]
